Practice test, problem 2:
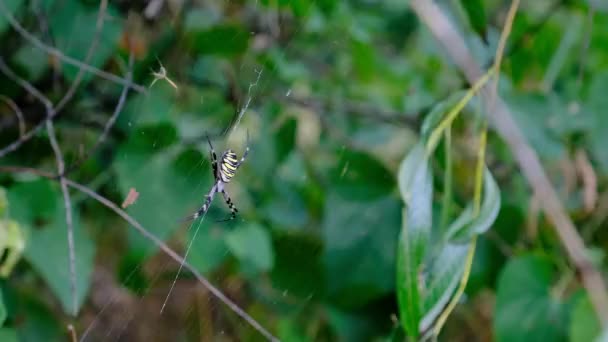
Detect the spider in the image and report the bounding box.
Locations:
[179,133,250,223]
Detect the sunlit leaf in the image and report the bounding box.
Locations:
[420,90,467,144]
[446,167,500,242]
[419,242,469,332]
[396,142,432,338]
[569,293,601,342]
[494,255,571,342]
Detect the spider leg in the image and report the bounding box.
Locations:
[179,183,218,223]
[217,189,238,222]
[207,134,218,178]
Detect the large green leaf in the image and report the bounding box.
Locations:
[0,290,5,326]
[329,149,395,202]
[569,293,601,342]
[271,231,325,299]
[446,167,501,242]
[322,191,401,308]
[0,0,23,34]
[0,329,17,342]
[187,225,228,275]
[114,143,211,256]
[225,223,274,274]
[49,0,123,83]
[494,255,570,342]
[396,142,433,338]
[419,242,470,332]
[7,180,95,315]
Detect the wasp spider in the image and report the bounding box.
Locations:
[180,134,249,223]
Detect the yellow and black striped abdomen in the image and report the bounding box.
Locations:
[219,150,239,183]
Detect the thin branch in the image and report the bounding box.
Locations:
[410,0,608,325]
[46,120,78,316]
[0,94,26,137]
[0,54,80,314]
[0,0,146,93]
[0,166,278,341]
[63,52,134,176]
[53,0,109,114]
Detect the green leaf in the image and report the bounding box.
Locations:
[0,329,17,342]
[0,0,23,34]
[271,231,325,298]
[0,290,5,326]
[186,24,250,56]
[589,72,608,172]
[13,295,62,341]
[114,145,211,256]
[570,293,601,342]
[0,219,25,277]
[49,0,123,83]
[225,223,274,273]
[446,167,501,242]
[187,226,228,274]
[396,142,433,338]
[419,242,470,332]
[323,192,401,308]
[0,187,7,216]
[460,0,487,42]
[420,90,468,145]
[8,180,95,315]
[494,255,570,342]
[329,149,395,201]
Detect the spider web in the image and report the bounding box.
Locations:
[0,0,417,340]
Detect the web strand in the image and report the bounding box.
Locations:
[159,210,208,314]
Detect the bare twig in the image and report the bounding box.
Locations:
[575,149,597,213]
[0,56,77,315]
[46,120,78,316]
[68,181,278,341]
[0,95,26,137]
[410,0,608,324]
[63,52,134,176]
[53,0,109,114]
[0,0,146,93]
[0,166,279,341]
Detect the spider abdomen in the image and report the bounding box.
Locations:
[220,150,239,183]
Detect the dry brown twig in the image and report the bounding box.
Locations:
[410,0,608,324]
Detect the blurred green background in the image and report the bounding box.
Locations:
[1,0,608,341]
